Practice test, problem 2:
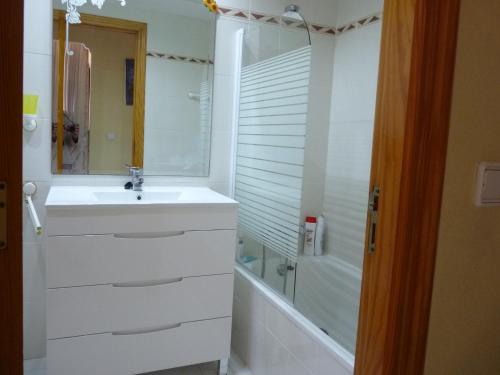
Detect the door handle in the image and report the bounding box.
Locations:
[367,185,380,254]
[0,181,6,250]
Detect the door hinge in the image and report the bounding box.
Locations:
[0,181,6,250]
[368,185,380,254]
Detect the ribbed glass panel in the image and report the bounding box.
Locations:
[199,80,211,173]
[235,46,311,262]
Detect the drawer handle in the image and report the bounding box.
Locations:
[112,277,184,288]
[113,231,185,239]
[112,323,182,336]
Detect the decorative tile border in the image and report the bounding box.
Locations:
[336,13,382,35]
[217,6,382,37]
[145,9,382,65]
[147,51,213,65]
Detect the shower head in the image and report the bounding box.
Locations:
[284,4,300,13]
[283,4,303,21]
[281,4,311,45]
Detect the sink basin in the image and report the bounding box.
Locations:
[93,191,181,203]
[45,186,238,208]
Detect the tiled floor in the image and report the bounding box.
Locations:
[24,351,253,375]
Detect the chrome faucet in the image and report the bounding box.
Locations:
[126,166,144,192]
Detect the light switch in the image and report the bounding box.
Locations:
[475,162,500,206]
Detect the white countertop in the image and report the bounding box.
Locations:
[45,186,238,208]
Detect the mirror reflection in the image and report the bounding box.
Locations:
[51,0,216,176]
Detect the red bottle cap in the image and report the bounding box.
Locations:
[305,216,317,223]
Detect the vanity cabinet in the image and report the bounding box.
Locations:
[45,187,238,375]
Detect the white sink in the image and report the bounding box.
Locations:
[45,186,238,208]
[93,191,181,203]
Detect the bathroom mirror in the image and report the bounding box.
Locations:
[51,0,216,176]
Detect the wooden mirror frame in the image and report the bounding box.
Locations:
[52,10,147,173]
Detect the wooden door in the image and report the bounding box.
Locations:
[354,0,461,374]
[0,0,24,374]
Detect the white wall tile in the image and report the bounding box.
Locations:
[24,301,47,360]
[145,59,208,102]
[329,23,382,123]
[326,120,374,180]
[335,0,383,26]
[303,134,329,183]
[249,0,286,19]
[23,52,52,121]
[24,0,52,55]
[293,0,339,27]
[301,181,326,219]
[208,182,231,197]
[23,119,52,182]
[218,0,251,11]
[308,35,336,111]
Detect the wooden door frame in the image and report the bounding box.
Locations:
[53,10,147,170]
[0,0,24,373]
[355,0,461,374]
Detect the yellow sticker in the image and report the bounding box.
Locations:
[23,94,39,116]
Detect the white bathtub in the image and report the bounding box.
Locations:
[295,254,362,354]
[232,264,354,375]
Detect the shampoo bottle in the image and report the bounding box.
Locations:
[314,215,325,256]
[304,216,317,256]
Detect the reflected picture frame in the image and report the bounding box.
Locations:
[125,58,134,106]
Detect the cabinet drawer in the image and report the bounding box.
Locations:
[46,204,237,236]
[47,230,236,288]
[47,317,232,375]
[47,274,234,339]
